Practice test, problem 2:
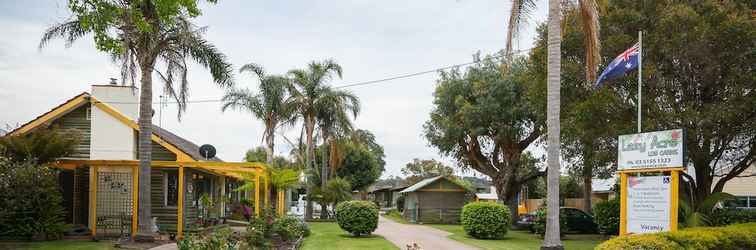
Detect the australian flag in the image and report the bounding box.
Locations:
[595,42,639,88]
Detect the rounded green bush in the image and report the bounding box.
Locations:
[596,223,756,250]
[593,198,620,235]
[335,200,378,236]
[460,202,511,239]
[595,234,681,250]
[272,215,309,241]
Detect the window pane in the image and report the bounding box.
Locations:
[725,196,748,208]
[166,173,179,206]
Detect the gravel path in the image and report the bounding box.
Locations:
[374,216,479,250]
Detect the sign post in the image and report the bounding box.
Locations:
[618,129,684,236]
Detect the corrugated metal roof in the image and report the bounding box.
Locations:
[399,176,445,193]
[592,177,616,193]
[152,125,223,162]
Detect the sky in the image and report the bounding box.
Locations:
[0,0,547,178]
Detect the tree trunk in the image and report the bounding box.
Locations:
[542,0,563,248]
[582,147,593,214]
[304,117,315,220]
[136,59,156,241]
[493,175,520,224]
[320,135,329,218]
[265,127,274,164]
[266,129,275,212]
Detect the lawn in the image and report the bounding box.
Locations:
[430,225,603,250]
[302,222,399,250]
[383,211,410,224]
[0,240,113,250]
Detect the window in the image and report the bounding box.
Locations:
[724,196,756,209]
[165,172,179,207]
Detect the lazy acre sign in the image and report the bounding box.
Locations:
[618,129,684,235]
[618,129,684,170]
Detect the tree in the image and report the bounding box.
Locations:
[40,1,234,240]
[333,141,382,192]
[593,0,755,213]
[401,158,455,184]
[424,53,544,223]
[0,127,79,164]
[223,63,291,164]
[286,59,359,219]
[505,0,601,247]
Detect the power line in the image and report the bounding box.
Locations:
[96,48,533,104]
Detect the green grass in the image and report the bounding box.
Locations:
[0,240,114,250]
[430,225,603,250]
[383,211,410,224]
[302,222,399,250]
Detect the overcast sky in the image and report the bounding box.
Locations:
[0,0,547,178]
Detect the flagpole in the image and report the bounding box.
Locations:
[637,30,642,133]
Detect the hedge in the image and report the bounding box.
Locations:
[709,208,756,226]
[593,198,620,235]
[595,222,756,250]
[460,202,510,239]
[335,200,379,236]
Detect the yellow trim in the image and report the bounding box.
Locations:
[90,98,195,161]
[132,166,138,237]
[255,174,261,216]
[277,191,285,216]
[418,188,466,192]
[670,170,679,232]
[90,166,98,237]
[54,159,265,170]
[617,167,684,173]
[177,165,185,239]
[264,175,269,208]
[620,173,627,236]
[9,94,89,136]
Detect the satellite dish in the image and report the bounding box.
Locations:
[199,144,216,160]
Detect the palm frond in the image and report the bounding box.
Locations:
[578,0,600,83]
[39,19,88,50]
[504,0,537,56]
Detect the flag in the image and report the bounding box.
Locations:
[595,42,640,88]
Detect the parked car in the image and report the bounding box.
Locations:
[515,212,537,230]
[521,207,598,233]
[561,207,597,233]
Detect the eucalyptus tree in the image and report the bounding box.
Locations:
[39,0,233,240]
[286,59,359,219]
[222,63,291,164]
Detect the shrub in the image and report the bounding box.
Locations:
[396,195,405,212]
[595,233,681,250]
[460,202,510,239]
[532,208,566,237]
[596,223,756,250]
[593,198,620,235]
[709,208,756,226]
[335,200,378,236]
[244,216,272,249]
[178,228,240,250]
[0,160,68,239]
[272,216,309,241]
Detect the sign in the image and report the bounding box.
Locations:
[618,129,684,170]
[626,176,672,234]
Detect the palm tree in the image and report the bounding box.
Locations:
[222,63,291,164]
[286,59,360,219]
[40,11,233,239]
[504,1,599,249]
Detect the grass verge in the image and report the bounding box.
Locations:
[0,240,114,250]
[302,222,399,250]
[383,211,410,224]
[430,224,602,250]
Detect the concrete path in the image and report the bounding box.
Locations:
[374,216,479,250]
[147,243,177,250]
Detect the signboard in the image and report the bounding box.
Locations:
[618,129,684,170]
[626,176,672,234]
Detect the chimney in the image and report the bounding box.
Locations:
[90,80,140,160]
[91,80,139,119]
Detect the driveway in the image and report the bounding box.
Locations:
[374,216,479,250]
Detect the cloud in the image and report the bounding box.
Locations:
[0,0,548,178]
